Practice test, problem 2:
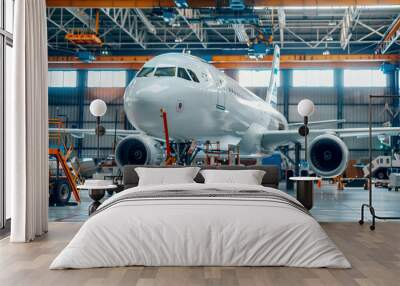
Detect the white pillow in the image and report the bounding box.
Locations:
[135,167,200,186]
[200,169,265,185]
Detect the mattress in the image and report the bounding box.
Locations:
[50,183,351,269]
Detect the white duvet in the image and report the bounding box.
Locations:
[50,183,351,269]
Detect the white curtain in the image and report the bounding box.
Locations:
[7,0,48,242]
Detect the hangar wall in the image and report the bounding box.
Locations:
[48,68,396,161]
[49,70,136,159]
[234,69,394,160]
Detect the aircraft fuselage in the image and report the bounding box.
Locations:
[124,53,288,151]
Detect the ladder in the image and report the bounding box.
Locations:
[62,136,84,185]
[49,148,81,203]
[49,118,84,203]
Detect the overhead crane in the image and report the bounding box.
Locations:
[65,9,102,46]
[48,53,400,69]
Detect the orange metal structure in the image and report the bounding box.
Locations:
[65,9,102,46]
[65,33,102,46]
[49,148,81,203]
[376,15,400,54]
[48,118,64,146]
[49,118,83,203]
[48,53,400,70]
[160,109,175,165]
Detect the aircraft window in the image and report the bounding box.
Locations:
[137,67,154,77]
[154,67,176,77]
[187,69,200,83]
[177,68,192,81]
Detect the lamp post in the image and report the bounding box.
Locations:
[297,99,315,163]
[90,99,107,160]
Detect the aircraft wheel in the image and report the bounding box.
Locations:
[370,225,375,231]
[358,220,364,225]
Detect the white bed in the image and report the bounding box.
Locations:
[50,183,350,269]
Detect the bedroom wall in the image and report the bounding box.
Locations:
[48,68,395,161]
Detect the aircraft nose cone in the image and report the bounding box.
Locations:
[124,78,168,136]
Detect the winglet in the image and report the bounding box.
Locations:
[265,45,280,107]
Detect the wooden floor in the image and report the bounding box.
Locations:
[1,222,400,286]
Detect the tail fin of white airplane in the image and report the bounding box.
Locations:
[265,45,280,107]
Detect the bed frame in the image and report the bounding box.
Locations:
[123,165,280,189]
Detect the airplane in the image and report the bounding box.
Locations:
[51,46,400,178]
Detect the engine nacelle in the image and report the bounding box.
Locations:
[115,135,163,167]
[308,134,349,178]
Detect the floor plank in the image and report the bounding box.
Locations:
[1,222,400,286]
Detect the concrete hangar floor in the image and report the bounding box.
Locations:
[48,183,400,223]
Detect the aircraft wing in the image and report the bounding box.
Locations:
[261,127,400,147]
[330,127,400,138]
[49,128,141,139]
[288,119,346,128]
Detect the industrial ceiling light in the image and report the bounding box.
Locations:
[326,36,333,41]
[100,48,110,55]
[174,0,189,8]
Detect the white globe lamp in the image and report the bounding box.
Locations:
[90,99,107,117]
[90,99,107,160]
[297,99,315,117]
[297,99,315,168]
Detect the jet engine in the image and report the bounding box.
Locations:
[308,134,349,178]
[115,135,163,167]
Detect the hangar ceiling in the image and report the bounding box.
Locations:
[47,6,400,57]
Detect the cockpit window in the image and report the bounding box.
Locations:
[137,67,154,77]
[154,67,176,77]
[177,68,191,81]
[187,69,200,83]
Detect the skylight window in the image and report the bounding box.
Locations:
[292,70,334,87]
[343,69,386,87]
[48,71,77,87]
[88,71,126,87]
[238,70,280,87]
